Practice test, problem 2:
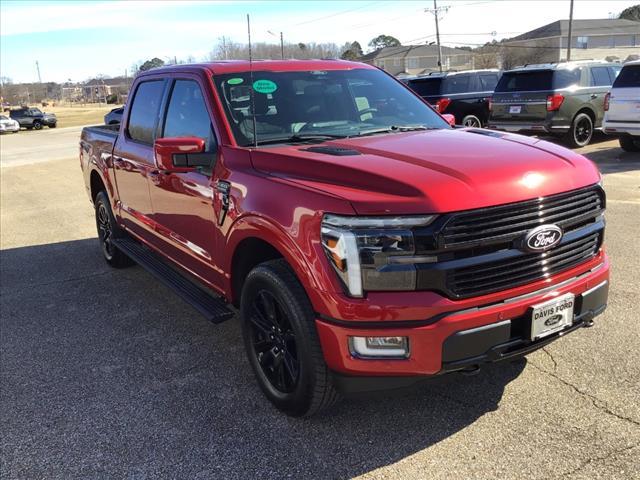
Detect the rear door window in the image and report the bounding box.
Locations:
[163,80,216,151]
[590,67,612,86]
[613,64,640,88]
[127,80,165,144]
[442,75,471,94]
[479,73,499,91]
[552,68,582,88]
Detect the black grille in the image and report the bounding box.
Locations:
[447,231,601,298]
[441,187,604,249]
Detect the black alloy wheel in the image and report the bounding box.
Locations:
[97,202,116,260]
[94,191,134,268]
[240,259,339,416]
[33,120,42,130]
[567,113,593,148]
[248,289,299,393]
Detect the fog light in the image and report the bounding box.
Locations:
[349,336,409,358]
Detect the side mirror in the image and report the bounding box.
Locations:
[154,137,211,171]
[441,114,456,127]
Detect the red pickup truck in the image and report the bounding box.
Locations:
[80,60,609,416]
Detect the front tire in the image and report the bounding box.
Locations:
[565,112,593,148]
[240,259,339,416]
[619,136,640,152]
[94,191,134,268]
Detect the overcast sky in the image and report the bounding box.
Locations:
[1,0,636,83]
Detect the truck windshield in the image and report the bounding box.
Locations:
[213,68,448,146]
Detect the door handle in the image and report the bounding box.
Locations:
[590,94,598,99]
[113,158,125,168]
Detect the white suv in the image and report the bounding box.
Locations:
[603,60,640,152]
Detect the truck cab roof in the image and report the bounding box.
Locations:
[138,59,375,77]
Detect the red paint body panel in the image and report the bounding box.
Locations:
[317,256,609,375]
[80,61,608,379]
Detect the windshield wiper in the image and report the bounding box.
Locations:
[356,125,438,137]
[255,134,347,146]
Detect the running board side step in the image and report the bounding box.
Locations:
[113,237,234,324]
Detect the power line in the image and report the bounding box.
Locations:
[288,1,382,28]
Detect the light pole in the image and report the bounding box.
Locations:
[268,30,285,59]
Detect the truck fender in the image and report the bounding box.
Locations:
[224,214,333,307]
[87,156,117,209]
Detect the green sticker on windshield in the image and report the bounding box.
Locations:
[253,79,277,94]
[228,77,244,85]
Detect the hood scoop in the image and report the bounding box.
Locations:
[303,146,362,156]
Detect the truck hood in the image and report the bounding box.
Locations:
[249,128,601,215]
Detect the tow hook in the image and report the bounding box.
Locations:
[582,311,595,328]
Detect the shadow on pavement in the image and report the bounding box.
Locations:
[0,239,526,479]
[532,132,640,174]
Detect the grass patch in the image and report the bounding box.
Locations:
[45,104,122,128]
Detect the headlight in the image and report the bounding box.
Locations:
[321,214,437,297]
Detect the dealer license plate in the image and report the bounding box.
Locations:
[509,105,522,114]
[530,293,575,340]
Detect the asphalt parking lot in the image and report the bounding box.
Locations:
[1,129,639,479]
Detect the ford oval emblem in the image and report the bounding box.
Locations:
[523,224,563,252]
[544,314,563,327]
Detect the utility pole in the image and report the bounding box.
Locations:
[280,32,284,60]
[268,30,285,59]
[566,0,574,61]
[425,0,449,73]
[222,36,228,59]
[35,61,42,83]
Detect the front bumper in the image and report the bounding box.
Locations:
[316,255,609,386]
[0,124,19,132]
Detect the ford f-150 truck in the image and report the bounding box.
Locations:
[80,60,609,417]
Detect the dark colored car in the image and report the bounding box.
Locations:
[488,61,621,147]
[104,106,124,125]
[403,70,501,127]
[80,60,608,416]
[9,107,57,130]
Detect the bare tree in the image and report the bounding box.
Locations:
[208,38,341,61]
[500,38,557,70]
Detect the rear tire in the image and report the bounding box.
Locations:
[240,259,340,417]
[619,136,640,152]
[462,114,482,128]
[33,121,42,130]
[95,191,134,268]
[565,112,593,148]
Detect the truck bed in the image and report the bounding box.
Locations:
[80,124,119,161]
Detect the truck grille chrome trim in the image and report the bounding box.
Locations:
[440,186,604,250]
[445,262,604,318]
